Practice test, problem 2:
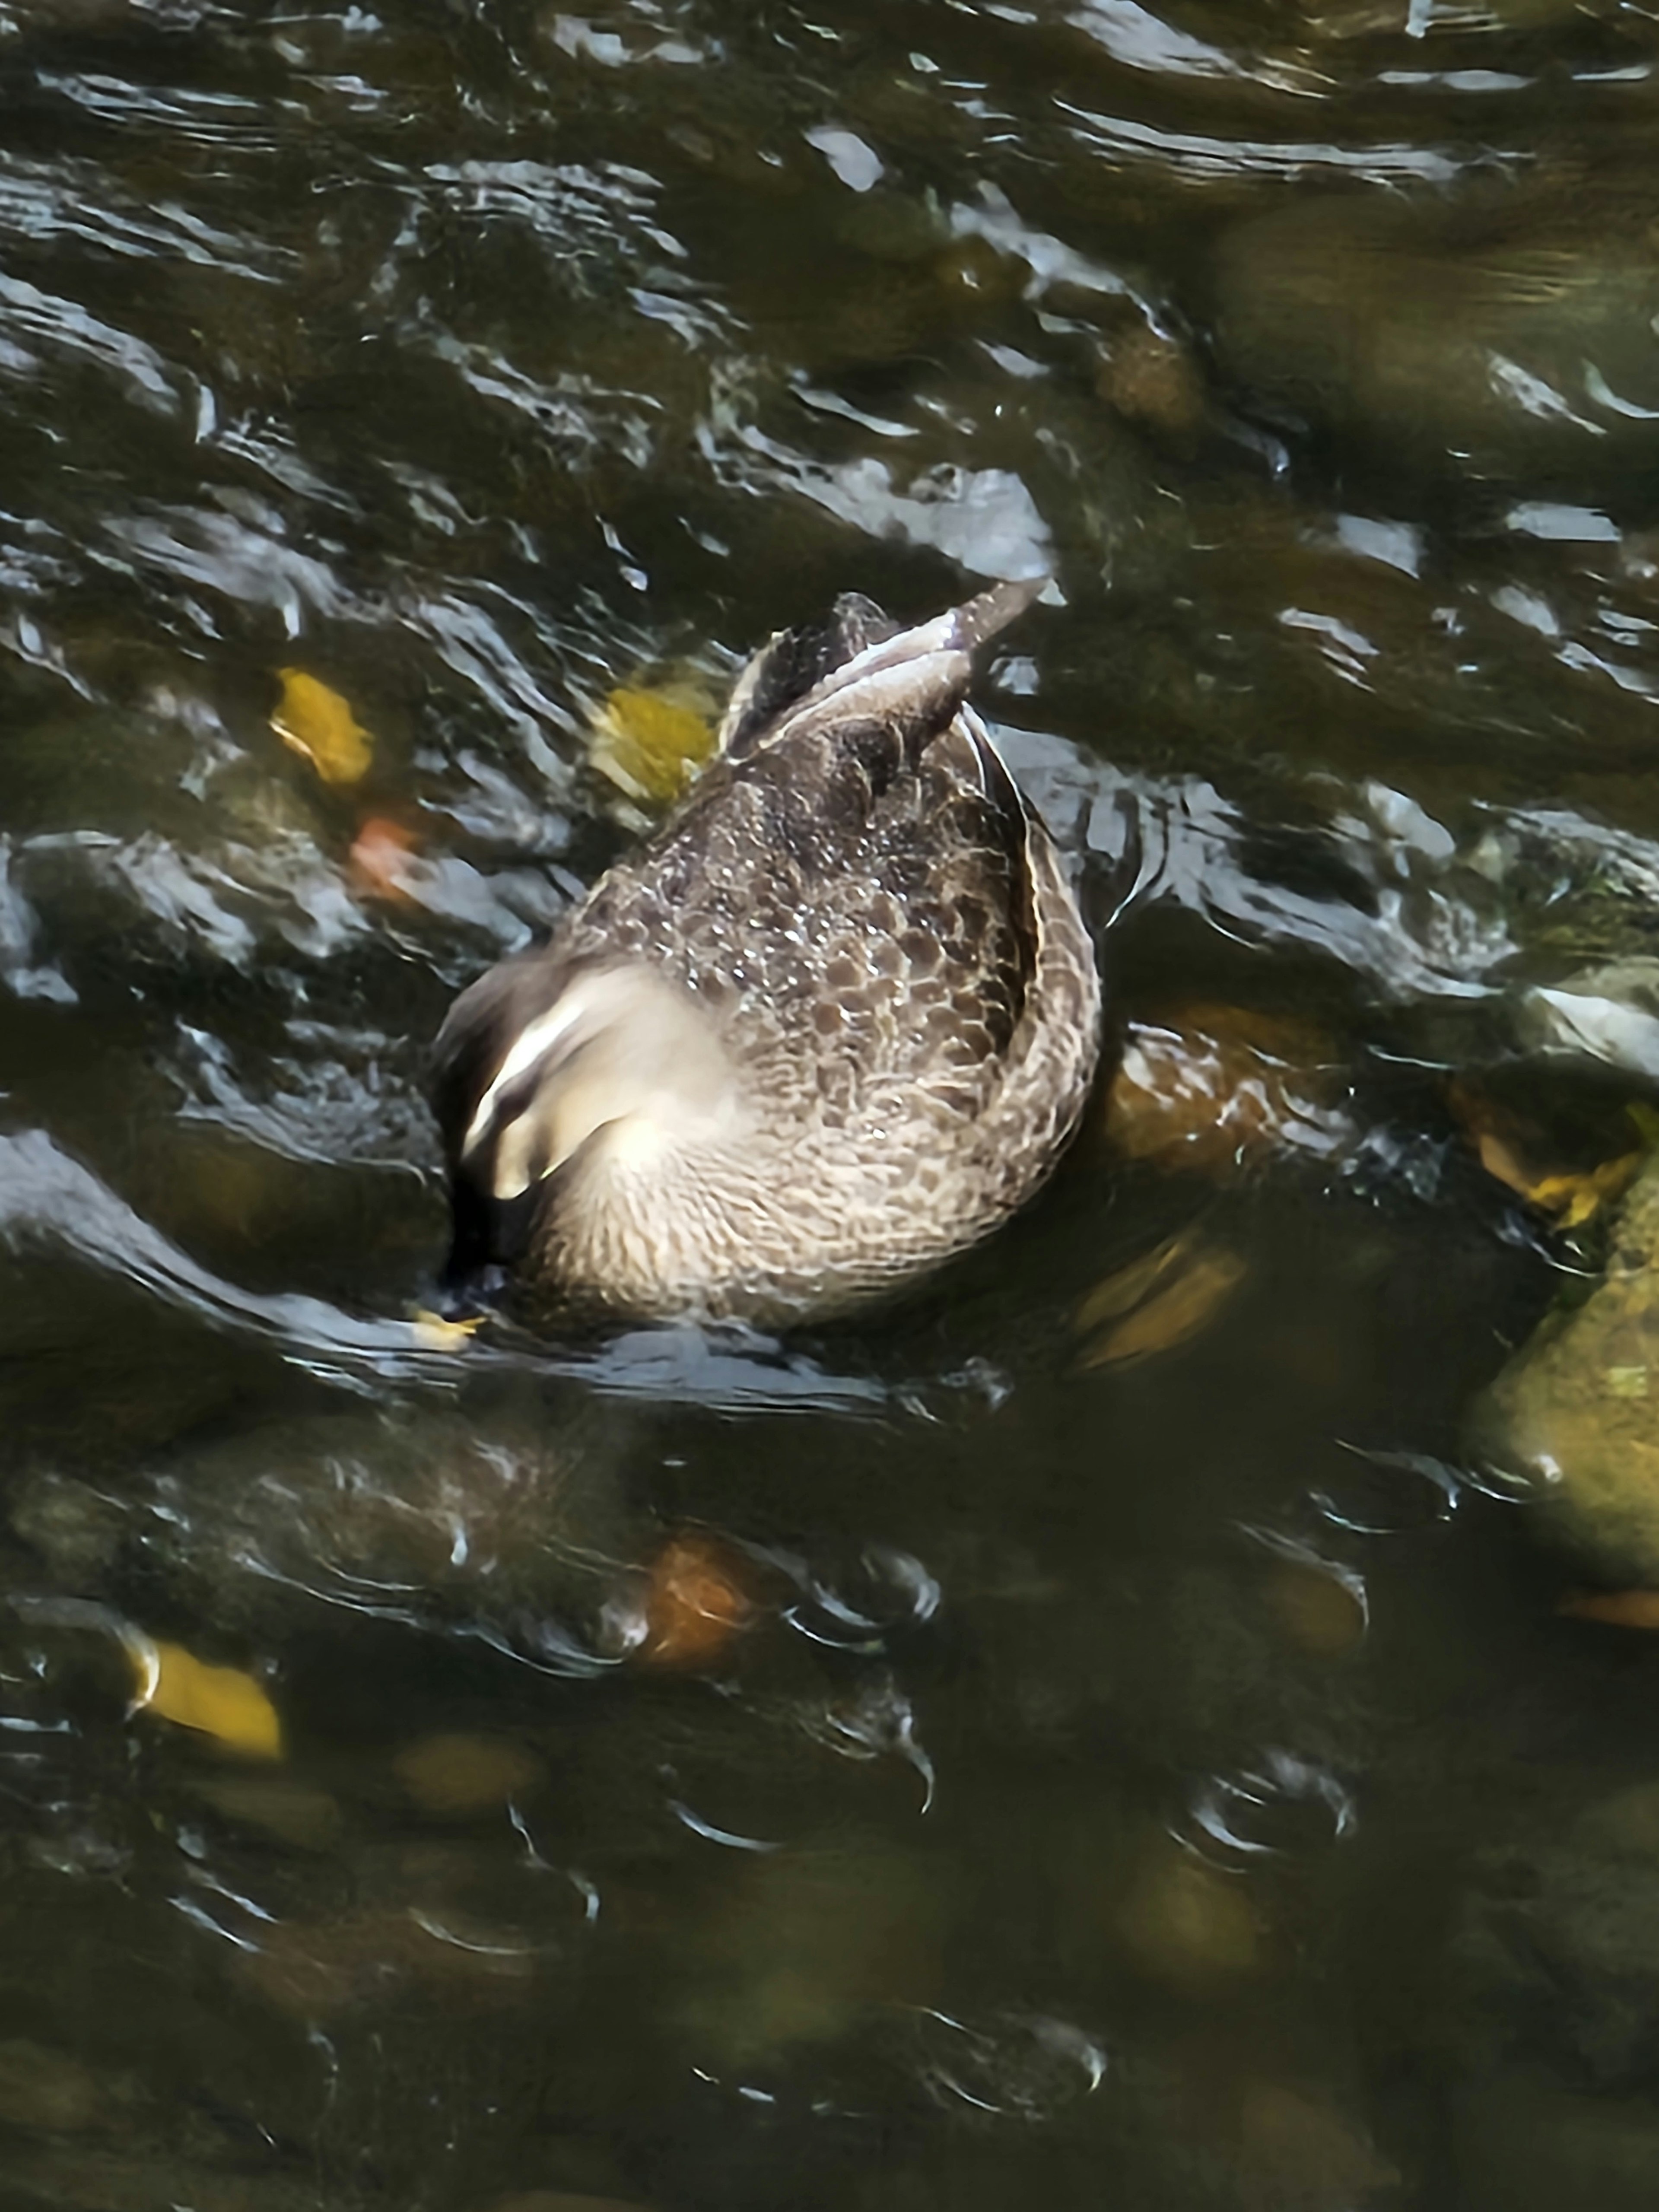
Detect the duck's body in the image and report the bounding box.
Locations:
[432,581,1100,1326]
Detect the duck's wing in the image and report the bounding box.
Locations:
[719,578,1044,767]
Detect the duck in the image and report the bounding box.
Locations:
[430,578,1101,1327]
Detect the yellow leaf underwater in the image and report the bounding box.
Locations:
[271,668,374,787]
[1526,1150,1642,1230]
[125,1634,283,1759]
[410,1307,486,1351]
[1455,1080,1644,1229]
[588,683,715,807]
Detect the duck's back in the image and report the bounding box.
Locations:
[563,607,1036,1137]
[434,584,1101,1322]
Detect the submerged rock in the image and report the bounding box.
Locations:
[9,1392,630,1663]
[1115,1831,1265,1986]
[1449,1783,1659,2209]
[1093,312,1209,455]
[1471,1153,1659,1576]
[1235,2079,1398,2210]
[1452,2077,1659,2212]
[1517,960,1659,1082]
[1209,185,1659,507]
[666,1837,945,2071]
[0,2037,138,2136]
[1297,0,1602,30]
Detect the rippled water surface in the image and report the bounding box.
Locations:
[8,0,1659,2206]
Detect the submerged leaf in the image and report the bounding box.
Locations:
[127,1635,283,1759]
[190,1772,343,1850]
[348,814,420,900]
[1076,1231,1199,1330]
[410,1307,486,1351]
[1237,2081,1398,2209]
[1119,1837,1263,1983]
[1264,1557,1368,1657]
[1476,1128,1640,1227]
[1078,1231,1246,1368]
[634,1532,755,1669]
[395,1732,546,1814]
[1454,1081,1643,1227]
[272,668,374,787]
[588,683,715,807]
[1546,1157,1643,1229]
[1559,1588,1659,1629]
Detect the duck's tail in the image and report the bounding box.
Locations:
[722,576,1048,766]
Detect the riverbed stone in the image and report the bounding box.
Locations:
[1453,2074,1659,2212]
[1471,1152,1659,1577]
[1209,184,1659,506]
[1446,1776,1659,2210]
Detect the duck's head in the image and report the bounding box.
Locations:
[432,959,744,1285]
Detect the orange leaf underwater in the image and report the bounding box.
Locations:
[634,1533,756,1669]
[348,814,420,900]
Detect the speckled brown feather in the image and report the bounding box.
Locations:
[433,583,1101,1324]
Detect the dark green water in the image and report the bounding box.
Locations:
[3,0,1659,2206]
